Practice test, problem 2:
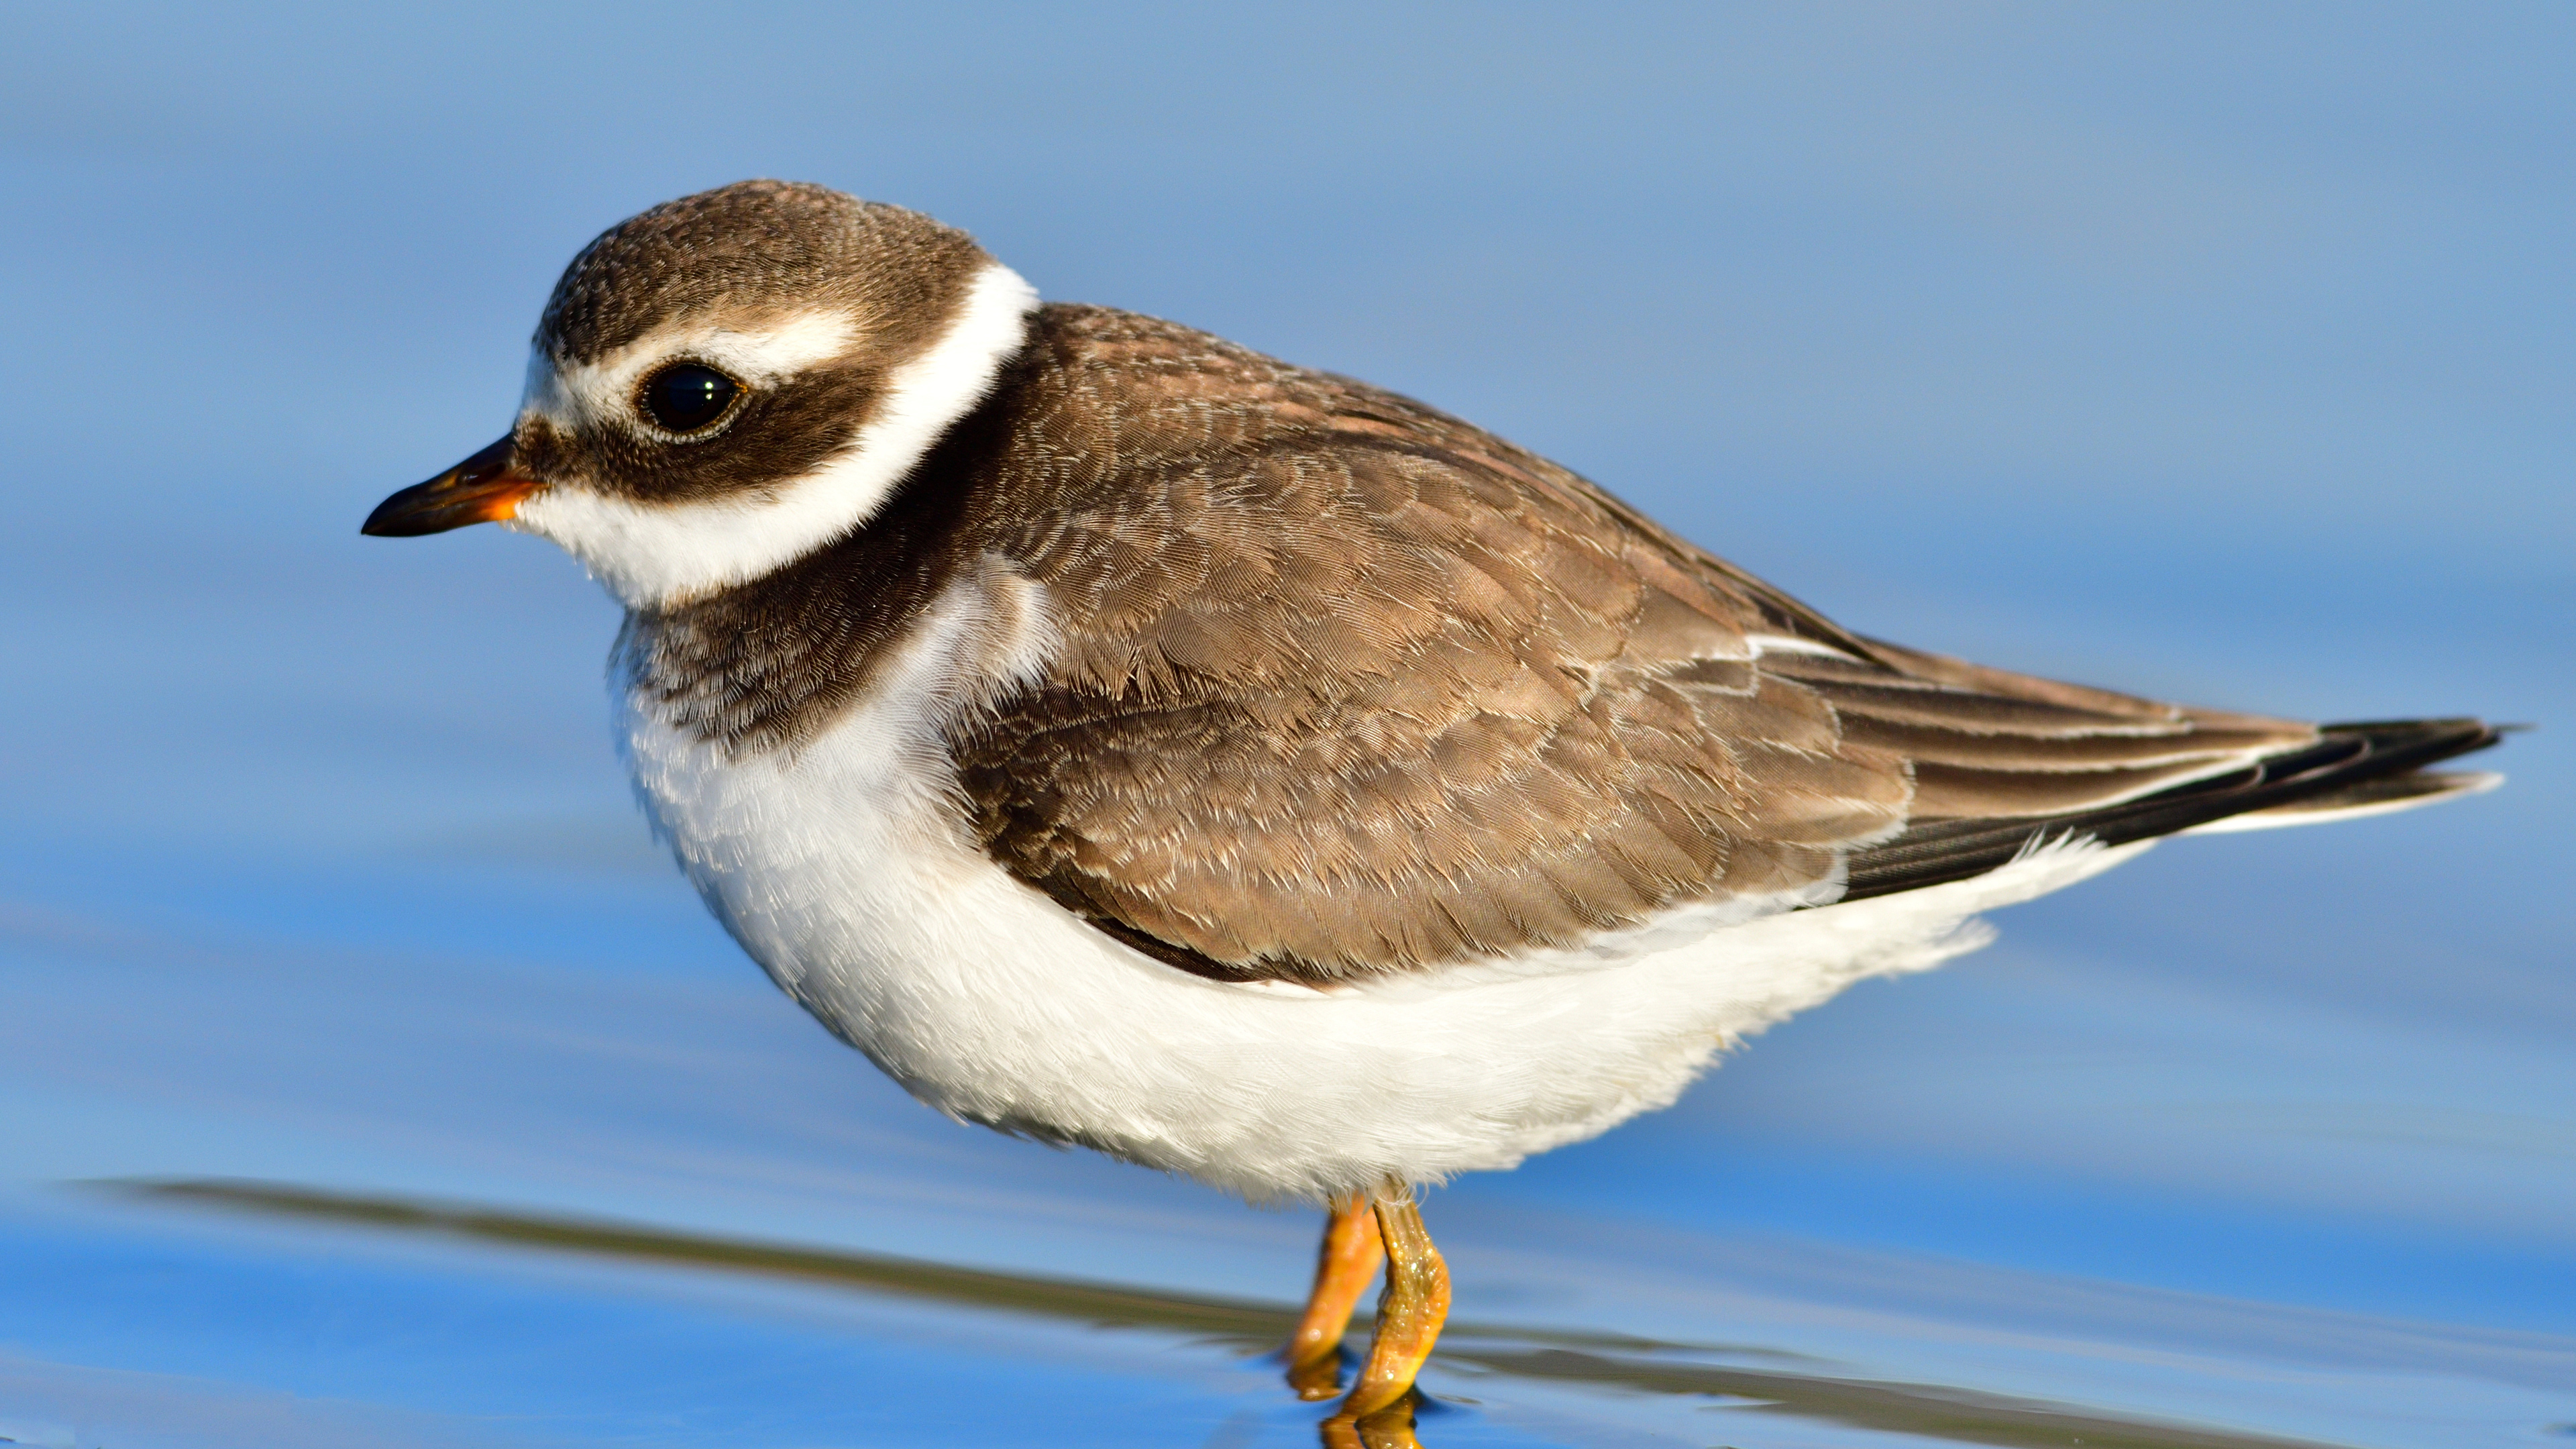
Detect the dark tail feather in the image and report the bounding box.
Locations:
[1841,717,2504,902]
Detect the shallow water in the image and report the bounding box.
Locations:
[7,1179,2563,1449]
[3,6,2572,1447]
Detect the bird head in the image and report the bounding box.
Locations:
[362,180,1036,608]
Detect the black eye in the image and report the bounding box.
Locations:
[639,363,741,433]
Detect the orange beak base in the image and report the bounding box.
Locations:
[362,435,539,537]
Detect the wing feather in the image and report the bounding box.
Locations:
[940,305,2495,983]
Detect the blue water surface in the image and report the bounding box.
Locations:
[1,5,2571,1446]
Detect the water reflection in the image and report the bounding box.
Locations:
[115,1179,2353,1449]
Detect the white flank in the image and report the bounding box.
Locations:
[511,262,1040,608]
[623,570,2153,1203]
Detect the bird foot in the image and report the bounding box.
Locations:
[1320,1394,1421,1449]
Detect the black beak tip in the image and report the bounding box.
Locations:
[360,485,441,537]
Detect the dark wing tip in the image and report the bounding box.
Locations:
[1842,714,2507,902]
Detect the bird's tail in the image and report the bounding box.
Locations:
[1843,716,2508,900]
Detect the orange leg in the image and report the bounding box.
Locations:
[1285,1194,1386,1399]
[1330,1183,1450,1431]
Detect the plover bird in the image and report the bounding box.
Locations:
[366,180,2503,1433]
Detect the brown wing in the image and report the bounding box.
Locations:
[949,306,2329,985]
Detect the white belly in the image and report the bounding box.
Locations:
[617,586,2145,1202]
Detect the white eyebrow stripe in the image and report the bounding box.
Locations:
[508,262,1040,610]
[677,311,863,384]
[526,310,863,429]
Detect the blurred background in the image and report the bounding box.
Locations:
[1,4,2569,1446]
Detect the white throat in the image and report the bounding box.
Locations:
[510,262,1040,609]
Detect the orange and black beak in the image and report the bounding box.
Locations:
[361,435,541,537]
